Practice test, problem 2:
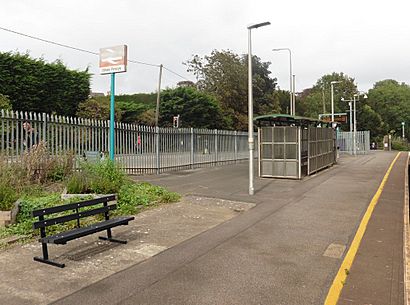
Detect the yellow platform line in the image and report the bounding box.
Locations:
[324,152,401,305]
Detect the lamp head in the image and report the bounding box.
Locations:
[363,94,368,99]
[341,97,345,101]
[247,22,271,29]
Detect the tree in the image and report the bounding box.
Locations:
[274,89,290,115]
[114,93,156,123]
[76,98,121,121]
[357,104,384,138]
[137,109,156,126]
[0,52,90,116]
[159,87,226,129]
[185,50,278,130]
[366,79,410,139]
[0,94,12,110]
[297,72,357,122]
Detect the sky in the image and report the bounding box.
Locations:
[1,0,409,95]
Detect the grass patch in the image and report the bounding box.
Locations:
[0,151,181,246]
[117,182,180,215]
[65,159,126,194]
[0,181,181,243]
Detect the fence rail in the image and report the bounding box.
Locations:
[0,110,252,174]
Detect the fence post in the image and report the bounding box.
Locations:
[42,113,47,144]
[214,129,218,164]
[234,130,238,162]
[190,127,194,169]
[156,126,160,174]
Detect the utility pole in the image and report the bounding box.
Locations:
[155,64,163,127]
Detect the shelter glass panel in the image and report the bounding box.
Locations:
[273,144,285,159]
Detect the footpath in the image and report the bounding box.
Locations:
[49,151,406,305]
[336,152,406,305]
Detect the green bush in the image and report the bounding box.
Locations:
[391,137,410,151]
[0,183,18,211]
[117,182,180,214]
[66,159,125,194]
[0,194,94,240]
[17,194,61,223]
[66,172,89,194]
[88,160,125,194]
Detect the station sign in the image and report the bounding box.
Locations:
[99,45,128,74]
[319,113,348,124]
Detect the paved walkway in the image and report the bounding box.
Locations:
[338,152,406,305]
[52,151,405,305]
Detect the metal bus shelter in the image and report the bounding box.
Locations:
[255,114,336,179]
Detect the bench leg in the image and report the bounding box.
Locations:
[34,256,65,268]
[33,243,65,268]
[99,236,127,244]
[99,229,127,244]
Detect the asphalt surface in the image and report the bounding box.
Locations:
[338,152,406,305]
[52,151,403,305]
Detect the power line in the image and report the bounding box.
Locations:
[0,25,192,78]
[163,66,191,82]
[0,26,99,56]
[0,25,159,67]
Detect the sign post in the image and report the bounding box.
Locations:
[110,73,115,160]
[99,45,127,161]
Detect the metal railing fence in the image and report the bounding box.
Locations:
[337,131,370,155]
[0,109,252,174]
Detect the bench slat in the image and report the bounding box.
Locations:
[40,216,134,244]
[33,204,117,229]
[32,195,116,217]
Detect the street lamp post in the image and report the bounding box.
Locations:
[247,21,270,196]
[292,74,296,115]
[353,94,357,155]
[330,81,342,124]
[341,97,354,154]
[353,91,368,156]
[272,48,292,115]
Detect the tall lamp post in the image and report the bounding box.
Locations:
[272,48,293,115]
[341,97,354,154]
[247,21,270,196]
[330,81,342,124]
[353,91,368,155]
[292,74,296,115]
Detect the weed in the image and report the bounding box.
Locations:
[117,182,180,214]
[65,159,126,194]
[0,183,18,211]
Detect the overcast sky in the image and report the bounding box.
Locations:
[1,0,409,95]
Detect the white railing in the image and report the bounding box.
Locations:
[337,131,370,155]
[0,109,252,174]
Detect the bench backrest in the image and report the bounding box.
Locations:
[32,195,116,230]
